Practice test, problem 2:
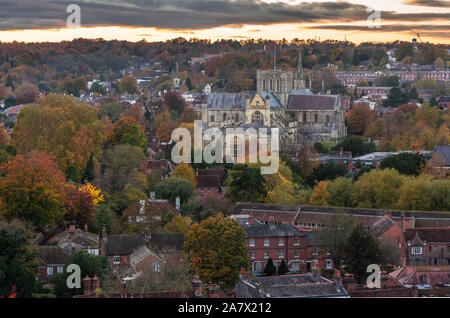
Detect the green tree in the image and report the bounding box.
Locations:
[334,136,376,157]
[327,177,356,208]
[155,176,194,205]
[380,153,426,176]
[228,166,267,203]
[277,260,289,275]
[98,102,124,122]
[108,116,147,149]
[344,224,382,284]
[184,214,250,287]
[90,81,107,95]
[0,220,39,298]
[263,258,277,276]
[307,162,348,186]
[118,76,139,94]
[383,87,409,108]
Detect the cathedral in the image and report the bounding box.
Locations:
[201,50,347,151]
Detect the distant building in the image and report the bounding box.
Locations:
[36,246,68,283]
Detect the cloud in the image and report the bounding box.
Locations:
[403,0,450,7]
[0,0,448,31]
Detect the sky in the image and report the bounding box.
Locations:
[0,0,449,44]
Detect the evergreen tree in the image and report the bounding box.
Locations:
[5,75,14,90]
[277,260,289,275]
[343,224,382,284]
[229,166,267,203]
[82,153,95,183]
[264,258,277,276]
[409,87,418,100]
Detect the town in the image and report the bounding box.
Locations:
[0,35,450,300]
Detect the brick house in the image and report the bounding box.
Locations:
[438,96,450,111]
[304,232,334,273]
[405,228,450,266]
[195,168,225,198]
[36,246,68,283]
[243,223,307,273]
[44,224,100,256]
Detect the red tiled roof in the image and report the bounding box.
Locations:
[405,228,450,243]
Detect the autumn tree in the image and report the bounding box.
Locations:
[164,215,192,233]
[155,176,194,205]
[172,163,196,191]
[353,169,405,209]
[0,152,67,228]
[163,91,186,114]
[184,214,250,287]
[326,177,356,208]
[64,185,96,226]
[98,102,124,122]
[118,76,139,94]
[309,181,330,206]
[346,104,378,135]
[107,116,147,149]
[12,94,104,177]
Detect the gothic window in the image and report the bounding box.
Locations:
[211,115,215,122]
[314,114,318,122]
[263,79,266,91]
[235,113,239,122]
[326,115,330,122]
[252,111,264,125]
[276,79,281,92]
[269,79,273,91]
[303,113,307,122]
[223,113,227,121]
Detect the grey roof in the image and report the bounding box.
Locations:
[370,216,397,238]
[148,233,185,252]
[243,223,304,238]
[38,246,68,265]
[287,94,339,110]
[434,145,450,167]
[235,274,349,298]
[292,89,313,95]
[258,92,283,108]
[207,92,253,109]
[106,234,145,256]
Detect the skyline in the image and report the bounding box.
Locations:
[0,0,449,44]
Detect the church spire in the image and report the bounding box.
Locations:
[295,50,306,90]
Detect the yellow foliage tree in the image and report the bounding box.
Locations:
[309,181,330,206]
[172,163,196,191]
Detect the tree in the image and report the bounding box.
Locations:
[108,116,147,149]
[0,220,39,298]
[307,162,348,186]
[327,177,356,208]
[383,87,409,108]
[12,94,104,176]
[309,181,330,206]
[380,152,426,176]
[118,76,139,94]
[343,224,382,284]
[263,258,277,276]
[164,215,192,233]
[353,169,405,209]
[184,214,250,287]
[82,153,95,183]
[155,176,194,205]
[52,251,108,298]
[277,260,289,275]
[347,104,379,135]
[334,136,376,157]
[228,166,267,203]
[314,212,356,270]
[163,91,186,114]
[90,81,107,95]
[172,163,196,191]
[98,102,124,122]
[64,184,96,226]
[0,152,67,228]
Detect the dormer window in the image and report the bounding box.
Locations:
[412,247,423,255]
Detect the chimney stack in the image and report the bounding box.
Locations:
[192,276,203,297]
[101,226,107,243]
[384,210,392,219]
[91,275,100,292]
[150,192,155,201]
[83,276,92,296]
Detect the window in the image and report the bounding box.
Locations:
[47,267,53,277]
[278,238,284,246]
[250,252,255,259]
[294,250,299,258]
[278,251,284,259]
[314,114,318,122]
[326,115,330,122]
[264,239,270,247]
[276,79,281,92]
[201,187,204,193]
[412,247,423,255]
[269,79,273,91]
[303,113,307,122]
[113,256,120,264]
[210,115,215,122]
[249,240,255,247]
[264,251,269,259]
[153,261,160,272]
[326,259,333,270]
[252,111,264,125]
[235,113,239,122]
[312,248,318,256]
[263,79,266,91]
[57,266,64,274]
[223,113,227,121]
[293,238,299,246]
[326,249,331,256]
